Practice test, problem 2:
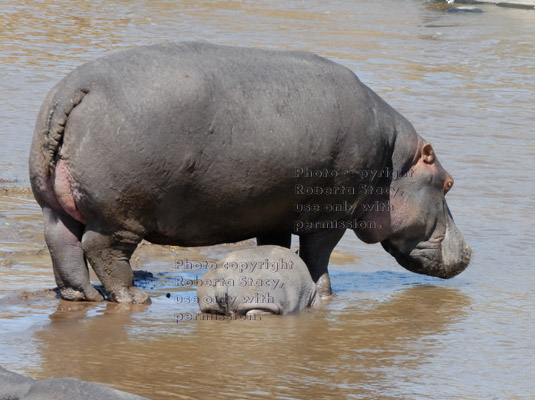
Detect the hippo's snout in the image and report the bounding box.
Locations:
[436,214,472,278]
[382,215,471,279]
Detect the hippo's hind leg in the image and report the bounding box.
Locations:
[299,229,345,299]
[256,232,292,248]
[81,226,150,304]
[43,207,104,301]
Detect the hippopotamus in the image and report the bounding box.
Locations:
[197,245,319,315]
[0,365,148,400]
[29,41,471,304]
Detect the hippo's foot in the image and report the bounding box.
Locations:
[81,227,146,304]
[299,229,344,299]
[108,286,151,304]
[43,208,105,302]
[59,285,104,302]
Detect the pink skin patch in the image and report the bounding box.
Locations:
[53,160,86,223]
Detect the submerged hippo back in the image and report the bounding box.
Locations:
[197,245,318,315]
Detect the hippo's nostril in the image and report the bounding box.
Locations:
[444,179,454,194]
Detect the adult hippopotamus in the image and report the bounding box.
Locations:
[197,245,319,316]
[29,41,471,304]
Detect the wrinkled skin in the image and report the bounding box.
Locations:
[29,42,471,303]
[198,245,319,316]
[355,141,472,279]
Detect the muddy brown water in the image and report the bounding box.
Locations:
[0,1,534,399]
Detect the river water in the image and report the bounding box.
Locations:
[0,1,533,399]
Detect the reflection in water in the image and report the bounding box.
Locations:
[28,286,469,399]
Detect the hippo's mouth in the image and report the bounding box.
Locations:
[381,238,471,279]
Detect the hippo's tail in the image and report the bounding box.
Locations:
[29,82,89,213]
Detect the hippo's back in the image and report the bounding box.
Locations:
[31,42,390,245]
[197,245,318,315]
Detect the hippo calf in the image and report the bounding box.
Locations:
[29,41,471,304]
[197,245,319,315]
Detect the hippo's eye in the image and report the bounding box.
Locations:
[444,179,454,194]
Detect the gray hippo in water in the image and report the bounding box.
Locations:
[197,245,319,316]
[29,41,471,304]
[0,365,148,400]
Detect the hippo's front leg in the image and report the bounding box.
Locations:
[299,229,345,298]
[81,227,150,304]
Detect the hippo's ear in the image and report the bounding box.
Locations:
[422,143,435,164]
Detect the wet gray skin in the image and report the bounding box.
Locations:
[29,41,471,304]
[354,141,472,280]
[0,365,149,399]
[197,245,319,316]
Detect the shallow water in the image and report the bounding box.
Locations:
[0,1,534,399]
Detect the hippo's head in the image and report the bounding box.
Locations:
[355,141,471,279]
